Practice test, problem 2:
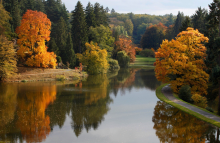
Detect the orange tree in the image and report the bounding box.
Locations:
[115,36,136,62]
[155,27,209,96]
[16,10,56,68]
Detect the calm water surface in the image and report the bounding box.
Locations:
[0,68,219,143]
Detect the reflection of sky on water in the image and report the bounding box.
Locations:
[44,87,160,143]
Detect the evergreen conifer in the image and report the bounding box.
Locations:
[71,1,88,53]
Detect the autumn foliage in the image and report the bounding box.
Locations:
[16,10,57,68]
[155,27,209,96]
[77,42,109,74]
[115,36,136,62]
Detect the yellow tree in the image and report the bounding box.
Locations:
[16,10,57,68]
[155,27,209,96]
[77,42,109,74]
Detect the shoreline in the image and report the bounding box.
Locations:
[156,84,220,128]
[4,67,88,83]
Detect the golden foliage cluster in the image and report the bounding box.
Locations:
[155,27,209,96]
[0,35,17,80]
[77,42,109,74]
[16,10,57,68]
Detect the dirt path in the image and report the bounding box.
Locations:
[162,84,220,122]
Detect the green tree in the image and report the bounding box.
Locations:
[179,16,193,32]
[85,2,96,29]
[94,3,109,27]
[165,13,174,27]
[71,1,88,53]
[191,7,208,34]
[0,35,17,81]
[77,42,109,74]
[48,38,59,55]
[116,51,130,68]
[136,23,150,43]
[111,8,115,14]
[11,0,21,32]
[54,17,67,55]
[65,33,76,68]
[173,11,184,37]
[35,0,45,13]
[89,25,115,57]
[140,23,167,50]
[19,0,35,15]
[45,0,61,23]
[0,2,11,37]
[124,19,134,36]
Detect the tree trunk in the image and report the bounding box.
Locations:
[217,128,219,141]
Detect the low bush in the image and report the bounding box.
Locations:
[191,93,207,108]
[108,59,120,70]
[140,49,155,57]
[206,107,214,113]
[56,75,66,81]
[178,85,193,103]
[116,51,130,68]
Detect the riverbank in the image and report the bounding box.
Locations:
[129,55,155,68]
[5,67,87,82]
[156,84,220,127]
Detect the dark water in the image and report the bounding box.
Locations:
[0,68,219,143]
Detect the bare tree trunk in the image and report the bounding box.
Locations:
[217,128,219,141]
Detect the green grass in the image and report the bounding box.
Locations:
[130,55,156,68]
[156,84,220,127]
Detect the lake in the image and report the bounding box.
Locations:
[0,68,219,143]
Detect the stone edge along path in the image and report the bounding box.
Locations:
[162,84,220,122]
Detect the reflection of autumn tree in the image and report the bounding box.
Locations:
[0,84,19,142]
[139,69,161,90]
[71,74,112,137]
[152,101,214,142]
[0,84,17,128]
[16,83,57,143]
[109,68,138,96]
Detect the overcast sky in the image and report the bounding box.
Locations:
[62,0,213,16]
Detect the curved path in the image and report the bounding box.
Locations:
[162,85,220,122]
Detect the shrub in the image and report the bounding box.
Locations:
[178,85,193,103]
[77,42,109,74]
[116,51,130,68]
[206,107,214,113]
[140,49,155,57]
[108,59,120,70]
[56,56,61,63]
[56,75,66,81]
[191,94,207,108]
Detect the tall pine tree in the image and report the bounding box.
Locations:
[173,11,184,37]
[65,33,76,68]
[71,1,88,53]
[179,16,192,32]
[85,2,96,29]
[191,7,208,34]
[11,0,21,32]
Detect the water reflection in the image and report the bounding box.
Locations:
[16,84,56,143]
[45,74,112,137]
[152,101,220,142]
[1,68,219,143]
[108,68,161,97]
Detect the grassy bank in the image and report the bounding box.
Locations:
[130,55,156,68]
[156,84,220,128]
[5,67,87,82]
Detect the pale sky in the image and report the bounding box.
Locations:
[62,0,213,16]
